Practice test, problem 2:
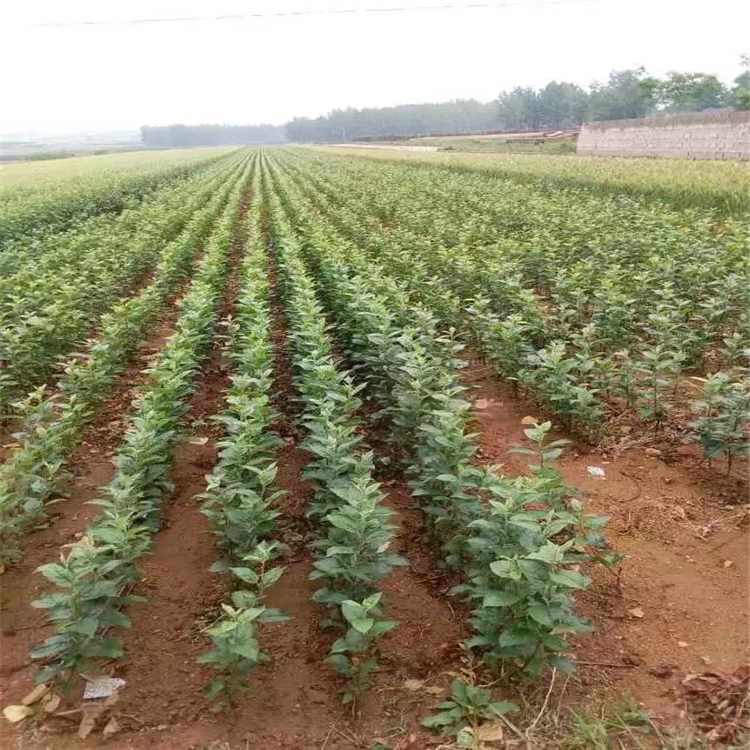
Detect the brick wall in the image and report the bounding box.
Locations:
[577,111,750,160]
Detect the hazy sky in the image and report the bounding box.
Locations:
[2,0,748,134]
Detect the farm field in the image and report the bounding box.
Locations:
[0,147,748,750]
[311,145,750,214]
[0,147,236,191]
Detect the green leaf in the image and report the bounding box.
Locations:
[36,563,72,587]
[325,653,352,677]
[483,591,521,607]
[488,701,520,716]
[68,617,99,637]
[203,677,227,699]
[499,629,539,647]
[421,709,463,728]
[229,567,259,584]
[490,559,521,580]
[350,618,374,635]
[30,593,69,609]
[549,569,590,589]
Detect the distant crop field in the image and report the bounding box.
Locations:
[312,144,750,213]
[0,146,747,750]
[0,146,235,192]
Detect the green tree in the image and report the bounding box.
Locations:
[537,81,589,128]
[588,68,658,121]
[656,71,728,112]
[730,53,749,110]
[496,87,541,130]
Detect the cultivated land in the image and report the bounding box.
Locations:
[0,147,234,191]
[312,145,750,214]
[0,147,748,750]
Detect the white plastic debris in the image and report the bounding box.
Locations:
[83,677,126,700]
[587,466,606,477]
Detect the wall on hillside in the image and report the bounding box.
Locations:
[577,111,749,160]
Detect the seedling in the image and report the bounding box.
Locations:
[199,594,290,711]
[421,678,518,747]
[690,373,750,473]
[326,593,396,707]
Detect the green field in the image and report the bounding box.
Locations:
[0,147,747,750]
[314,144,750,214]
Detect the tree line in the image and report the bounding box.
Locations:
[142,61,750,146]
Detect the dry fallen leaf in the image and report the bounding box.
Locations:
[78,703,107,739]
[3,705,34,723]
[628,607,645,619]
[521,416,538,425]
[474,398,493,410]
[403,679,424,692]
[78,710,98,739]
[188,436,208,445]
[22,684,50,706]
[42,693,61,714]
[475,722,504,742]
[103,717,121,738]
[423,686,445,696]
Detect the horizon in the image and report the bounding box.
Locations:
[3,69,746,141]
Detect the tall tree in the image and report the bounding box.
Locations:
[656,71,728,112]
[496,87,541,130]
[730,53,749,110]
[536,81,589,128]
[588,68,658,121]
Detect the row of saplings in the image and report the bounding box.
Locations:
[26,179,621,746]
[234,177,622,743]
[277,152,750,471]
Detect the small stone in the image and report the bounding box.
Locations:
[663,477,674,484]
[677,641,689,649]
[156,724,168,731]
[645,448,662,457]
[700,655,712,666]
[723,560,734,568]
[628,607,645,619]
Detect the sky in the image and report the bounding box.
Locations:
[2,0,748,135]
